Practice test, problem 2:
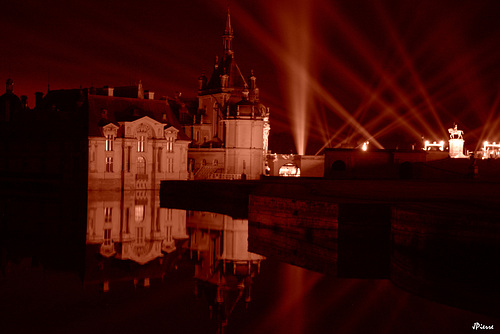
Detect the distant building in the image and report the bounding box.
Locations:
[175,9,270,180]
[267,154,325,177]
[324,148,427,179]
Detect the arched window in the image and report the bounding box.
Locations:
[213,159,218,166]
[137,156,146,174]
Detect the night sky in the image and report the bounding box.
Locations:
[2,0,500,154]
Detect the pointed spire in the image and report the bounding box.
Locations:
[225,7,233,36]
[223,8,234,55]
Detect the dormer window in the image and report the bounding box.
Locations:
[105,134,114,151]
[164,127,179,152]
[167,136,174,152]
[102,123,118,152]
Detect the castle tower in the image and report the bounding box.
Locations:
[182,8,270,180]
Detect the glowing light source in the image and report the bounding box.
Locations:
[481,141,500,159]
[424,140,445,151]
[361,141,369,151]
[279,163,301,177]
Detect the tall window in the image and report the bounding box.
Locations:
[137,156,146,174]
[105,157,113,172]
[105,135,114,151]
[104,228,112,245]
[104,207,112,223]
[138,135,145,152]
[125,208,130,233]
[127,146,131,172]
[167,136,174,152]
[167,158,174,173]
[166,208,173,221]
[136,227,144,243]
[166,226,173,243]
[157,148,162,172]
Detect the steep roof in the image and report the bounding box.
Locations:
[88,94,190,140]
[205,54,247,92]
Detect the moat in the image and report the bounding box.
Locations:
[0,184,499,333]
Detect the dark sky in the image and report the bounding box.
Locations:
[2,0,500,153]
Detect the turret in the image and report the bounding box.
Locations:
[198,72,207,91]
[6,78,13,93]
[249,70,256,91]
[221,71,229,89]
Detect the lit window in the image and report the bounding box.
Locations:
[135,205,145,222]
[167,158,174,173]
[105,135,114,151]
[104,207,112,223]
[105,157,113,172]
[279,163,301,177]
[104,228,112,245]
[138,135,145,152]
[167,136,174,152]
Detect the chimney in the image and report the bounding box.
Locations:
[35,92,44,110]
[137,80,144,99]
[144,90,155,99]
[21,95,28,109]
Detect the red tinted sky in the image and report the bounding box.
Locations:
[2,0,500,152]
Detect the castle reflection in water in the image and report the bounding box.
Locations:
[85,190,264,328]
[1,184,499,333]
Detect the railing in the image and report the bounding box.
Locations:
[194,165,219,180]
[208,173,242,180]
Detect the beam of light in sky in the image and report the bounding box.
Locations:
[277,3,314,155]
[316,0,439,142]
[224,2,383,152]
[475,90,500,151]
[373,2,448,140]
